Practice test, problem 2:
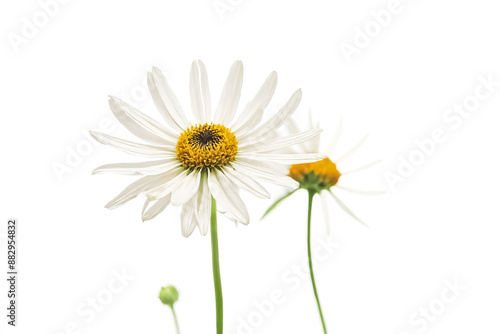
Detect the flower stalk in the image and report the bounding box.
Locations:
[307,190,328,334]
[171,305,180,334]
[210,197,223,334]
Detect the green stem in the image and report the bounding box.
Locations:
[170,305,180,334]
[211,197,223,334]
[307,190,328,334]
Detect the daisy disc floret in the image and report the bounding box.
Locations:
[176,123,238,168]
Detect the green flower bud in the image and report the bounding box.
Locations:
[159,285,179,307]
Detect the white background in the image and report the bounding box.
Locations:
[1,0,500,333]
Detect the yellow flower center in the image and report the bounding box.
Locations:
[289,157,341,188]
[176,123,238,168]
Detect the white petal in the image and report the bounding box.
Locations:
[278,119,302,154]
[333,133,369,163]
[214,61,243,125]
[324,115,343,156]
[231,161,298,189]
[142,197,153,216]
[207,169,249,224]
[181,197,198,237]
[223,166,270,199]
[282,119,301,152]
[232,71,277,135]
[170,169,202,206]
[92,159,180,175]
[147,168,190,199]
[189,60,212,123]
[108,96,178,144]
[341,159,382,175]
[240,129,322,153]
[306,108,321,153]
[335,185,386,195]
[329,191,369,227]
[219,210,240,225]
[142,195,172,221]
[285,118,300,133]
[90,131,174,158]
[320,191,331,235]
[237,152,324,164]
[239,89,302,145]
[195,172,211,236]
[236,157,289,174]
[105,174,167,210]
[234,109,264,138]
[147,67,189,132]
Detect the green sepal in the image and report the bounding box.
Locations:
[299,171,332,193]
[261,188,300,220]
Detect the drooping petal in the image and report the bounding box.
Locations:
[195,171,211,236]
[92,159,180,175]
[142,197,153,216]
[142,194,172,221]
[89,131,175,158]
[239,89,302,145]
[328,190,369,227]
[214,61,243,125]
[105,174,168,210]
[147,168,190,199]
[240,129,322,153]
[147,67,189,132]
[219,210,240,225]
[108,96,179,144]
[170,169,202,206]
[223,166,270,199]
[181,197,198,237]
[320,191,331,235]
[189,60,212,123]
[232,71,277,135]
[207,169,249,224]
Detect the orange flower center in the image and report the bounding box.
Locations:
[289,157,341,188]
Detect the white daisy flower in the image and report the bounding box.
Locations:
[91,60,323,237]
[262,114,384,334]
[263,115,384,231]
